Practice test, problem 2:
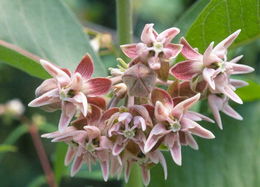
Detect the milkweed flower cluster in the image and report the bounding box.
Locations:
[29,24,254,186]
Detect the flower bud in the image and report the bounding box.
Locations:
[122,63,156,97]
[113,83,127,98]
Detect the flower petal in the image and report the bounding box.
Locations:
[172,93,200,119]
[208,94,223,129]
[71,155,84,177]
[157,27,180,43]
[170,60,203,80]
[87,96,106,110]
[144,123,167,153]
[180,37,201,60]
[170,135,182,166]
[75,54,94,79]
[84,78,112,96]
[59,102,76,131]
[65,145,76,166]
[230,64,255,75]
[28,88,60,107]
[40,59,70,85]
[213,30,241,59]
[230,79,248,88]
[120,43,139,58]
[151,88,173,107]
[35,78,57,97]
[100,160,109,181]
[163,43,182,59]
[202,67,216,90]
[185,133,198,150]
[141,24,157,44]
[154,101,171,122]
[222,103,243,120]
[141,165,151,186]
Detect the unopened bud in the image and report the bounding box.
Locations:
[122,63,156,97]
[5,99,25,117]
[113,83,127,98]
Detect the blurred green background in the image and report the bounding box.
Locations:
[0,0,259,187]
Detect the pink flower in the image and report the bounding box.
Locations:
[42,124,113,181]
[121,24,182,71]
[171,31,254,104]
[144,88,214,165]
[104,105,153,156]
[208,94,243,129]
[28,54,111,130]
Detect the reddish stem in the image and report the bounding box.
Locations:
[28,124,57,187]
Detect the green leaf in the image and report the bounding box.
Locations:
[236,79,260,101]
[27,175,46,187]
[54,143,67,185]
[174,0,210,42]
[0,0,106,78]
[185,0,260,51]
[0,145,17,153]
[150,102,260,187]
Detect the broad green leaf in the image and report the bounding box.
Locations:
[236,79,260,101]
[0,0,106,78]
[0,145,17,153]
[185,0,260,51]
[0,41,49,79]
[174,0,210,42]
[150,102,260,187]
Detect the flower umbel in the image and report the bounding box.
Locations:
[28,24,254,186]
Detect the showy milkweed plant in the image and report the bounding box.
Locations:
[28,23,254,186]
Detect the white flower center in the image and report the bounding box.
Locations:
[153,41,164,53]
[170,121,181,132]
[123,129,135,139]
[85,142,96,152]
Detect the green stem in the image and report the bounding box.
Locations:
[116,1,143,187]
[125,164,143,187]
[116,0,133,60]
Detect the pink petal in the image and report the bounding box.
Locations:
[70,73,83,91]
[84,126,101,140]
[222,103,243,120]
[154,101,171,122]
[71,155,84,177]
[222,86,243,104]
[148,56,161,70]
[112,142,125,156]
[172,93,200,119]
[144,123,167,153]
[69,92,88,116]
[187,120,215,139]
[185,133,198,150]
[170,135,182,166]
[180,37,201,60]
[229,55,243,64]
[129,105,152,126]
[84,78,112,96]
[100,160,109,181]
[230,79,248,88]
[202,68,216,89]
[120,44,139,58]
[208,94,223,129]
[230,64,254,74]
[35,78,57,97]
[151,88,173,107]
[40,59,70,85]
[133,116,146,131]
[184,111,215,123]
[87,96,106,110]
[141,166,151,186]
[213,30,241,58]
[203,42,221,66]
[164,43,183,58]
[157,27,180,43]
[170,60,203,80]
[124,160,131,183]
[28,88,60,107]
[141,24,157,44]
[75,54,94,79]
[59,102,76,131]
[65,145,76,166]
